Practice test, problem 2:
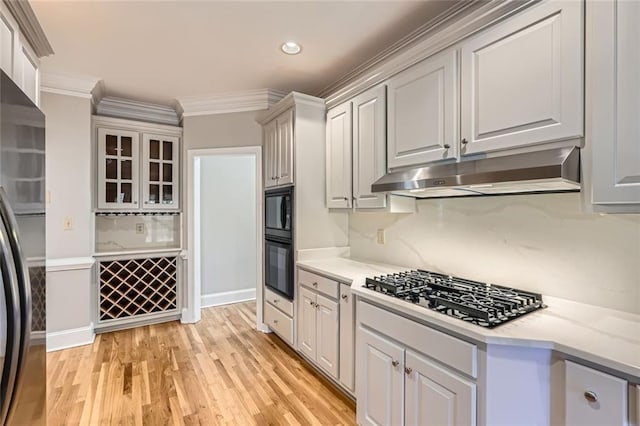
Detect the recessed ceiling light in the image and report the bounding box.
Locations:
[281,41,302,55]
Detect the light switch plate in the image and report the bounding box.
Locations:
[376,229,385,244]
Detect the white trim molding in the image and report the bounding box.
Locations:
[176,88,286,118]
[96,96,180,126]
[46,256,95,272]
[3,0,54,57]
[46,323,95,352]
[255,91,326,125]
[201,288,257,308]
[40,72,102,101]
[92,114,182,137]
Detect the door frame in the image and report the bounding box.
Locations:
[185,146,266,331]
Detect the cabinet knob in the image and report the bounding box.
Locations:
[461,138,469,145]
[341,294,348,301]
[312,282,318,287]
[316,303,320,310]
[392,360,399,367]
[273,319,278,324]
[273,299,279,304]
[405,367,413,375]
[444,144,450,149]
[584,391,598,403]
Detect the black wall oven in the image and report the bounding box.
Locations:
[265,186,294,300]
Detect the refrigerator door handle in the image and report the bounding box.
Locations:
[0,215,22,425]
[0,188,31,424]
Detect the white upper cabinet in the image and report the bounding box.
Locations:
[326,102,352,208]
[353,85,387,209]
[264,108,294,188]
[141,134,180,210]
[588,0,640,207]
[0,15,14,78]
[387,49,458,169]
[460,1,583,156]
[97,128,140,210]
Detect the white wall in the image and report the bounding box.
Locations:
[200,155,256,296]
[349,193,640,314]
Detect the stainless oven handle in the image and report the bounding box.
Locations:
[0,213,21,425]
[0,188,31,424]
[280,197,286,230]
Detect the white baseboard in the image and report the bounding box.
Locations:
[46,323,95,352]
[201,288,256,308]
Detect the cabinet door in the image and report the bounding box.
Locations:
[0,13,15,78]
[263,120,278,188]
[339,283,355,392]
[316,294,339,379]
[97,128,140,210]
[405,350,476,426]
[461,1,583,155]
[18,44,38,104]
[353,85,386,209]
[298,286,317,361]
[142,134,180,210]
[589,0,640,205]
[387,49,457,169]
[326,102,352,208]
[276,109,294,186]
[357,326,404,426]
[565,361,628,426]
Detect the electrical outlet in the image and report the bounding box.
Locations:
[376,229,385,244]
[63,217,73,231]
[136,223,145,234]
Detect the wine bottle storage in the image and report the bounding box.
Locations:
[99,256,177,321]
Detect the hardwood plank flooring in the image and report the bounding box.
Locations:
[47,302,356,425]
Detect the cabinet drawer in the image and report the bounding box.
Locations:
[265,303,293,346]
[565,361,628,426]
[298,268,339,299]
[359,301,477,378]
[265,288,293,317]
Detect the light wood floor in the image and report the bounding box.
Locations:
[47,302,356,425]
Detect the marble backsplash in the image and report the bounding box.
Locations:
[349,193,640,314]
[95,214,180,253]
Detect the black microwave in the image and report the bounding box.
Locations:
[265,186,292,240]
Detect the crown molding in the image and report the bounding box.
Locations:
[40,72,102,101]
[319,0,538,109]
[3,0,54,57]
[175,88,287,119]
[96,96,180,126]
[92,115,182,136]
[255,91,325,125]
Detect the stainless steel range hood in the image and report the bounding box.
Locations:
[372,147,580,198]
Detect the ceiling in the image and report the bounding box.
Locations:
[31,1,454,107]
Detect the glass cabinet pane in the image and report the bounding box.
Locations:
[149,184,160,203]
[121,160,132,180]
[106,182,117,203]
[120,183,132,203]
[162,185,173,203]
[150,162,159,181]
[106,135,118,155]
[105,158,117,179]
[121,137,132,157]
[150,140,160,159]
[163,163,172,182]
[163,141,173,160]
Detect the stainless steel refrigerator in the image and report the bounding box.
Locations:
[0,70,46,425]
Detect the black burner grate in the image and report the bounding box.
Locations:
[365,270,544,328]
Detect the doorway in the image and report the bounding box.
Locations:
[186,147,264,330]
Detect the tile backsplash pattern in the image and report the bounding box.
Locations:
[349,193,640,314]
[95,214,180,253]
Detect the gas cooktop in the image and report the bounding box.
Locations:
[364,269,545,328]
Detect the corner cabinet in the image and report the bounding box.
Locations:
[94,116,182,212]
[263,108,294,188]
[587,0,640,209]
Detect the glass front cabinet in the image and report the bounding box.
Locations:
[95,116,182,211]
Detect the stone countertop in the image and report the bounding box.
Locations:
[297,257,640,379]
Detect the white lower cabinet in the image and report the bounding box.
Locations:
[357,324,476,426]
[297,275,339,379]
[565,360,628,426]
[338,283,355,392]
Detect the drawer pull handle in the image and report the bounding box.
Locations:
[273,299,279,303]
[444,144,450,149]
[405,367,412,375]
[391,360,399,367]
[584,391,598,403]
[273,319,278,324]
[312,282,318,287]
[341,294,348,301]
